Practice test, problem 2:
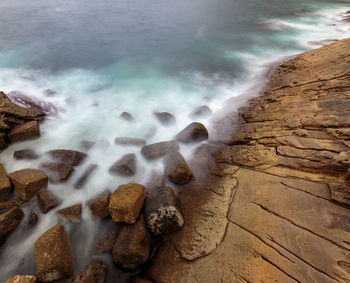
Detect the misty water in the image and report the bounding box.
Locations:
[0,0,350,281]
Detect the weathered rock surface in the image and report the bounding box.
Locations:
[91,231,117,255]
[8,121,40,143]
[8,169,48,201]
[175,122,208,143]
[56,204,82,223]
[74,164,98,189]
[72,262,107,283]
[109,154,137,176]
[153,112,176,125]
[164,151,192,185]
[141,141,179,160]
[108,183,146,224]
[13,149,39,160]
[34,224,74,282]
[0,164,12,198]
[37,190,61,213]
[39,162,74,183]
[115,137,146,146]
[0,207,24,239]
[87,190,110,219]
[0,199,24,211]
[5,275,37,283]
[47,149,87,166]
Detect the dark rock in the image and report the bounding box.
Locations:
[0,199,24,211]
[37,190,61,213]
[108,183,146,224]
[13,149,39,160]
[0,163,12,199]
[115,137,146,146]
[56,204,82,223]
[109,154,136,176]
[29,212,38,225]
[120,112,134,121]
[128,275,154,283]
[141,141,179,160]
[164,151,192,185]
[5,275,38,283]
[8,169,48,201]
[34,224,74,282]
[91,231,117,255]
[87,190,110,219]
[74,164,98,189]
[0,207,24,239]
[47,149,87,166]
[112,216,151,270]
[8,121,40,143]
[175,122,208,143]
[153,112,176,126]
[79,141,95,152]
[191,105,213,117]
[39,162,74,183]
[72,262,108,283]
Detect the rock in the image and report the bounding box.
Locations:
[56,204,82,223]
[0,163,12,199]
[5,275,37,283]
[13,149,39,160]
[0,199,25,211]
[0,207,24,238]
[141,141,179,160]
[108,184,146,224]
[145,171,165,190]
[175,122,208,143]
[74,164,98,189]
[145,186,184,235]
[72,262,107,283]
[164,151,192,185]
[79,141,95,151]
[47,149,87,166]
[8,169,48,201]
[115,137,146,146]
[91,231,117,255]
[34,224,74,282]
[37,190,61,213]
[153,112,176,125]
[120,112,133,121]
[191,105,212,117]
[44,89,57,96]
[87,190,110,219]
[39,162,74,183]
[29,212,38,225]
[109,154,136,176]
[8,121,40,143]
[112,216,151,270]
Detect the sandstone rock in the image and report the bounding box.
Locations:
[47,149,87,166]
[91,231,117,255]
[29,212,38,225]
[109,154,136,176]
[0,207,24,238]
[74,164,98,189]
[8,121,40,143]
[13,149,39,160]
[120,112,133,121]
[191,105,212,117]
[8,169,48,201]
[145,186,184,235]
[164,151,192,185]
[5,275,37,283]
[112,216,151,270]
[115,137,146,146]
[153,112,176,125]
[56,204,82,223]
[108,184,146,224]
[39,162,74,183]
[0,199,24,211]
[87,190,110,219]
[34,224,74,282]
[72,262,107,283]
[141,141,179,160]
[175,122,208,143]
[0,163,12,198]
[37,190,61,213]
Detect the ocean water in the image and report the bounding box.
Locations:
[0,0,349,281]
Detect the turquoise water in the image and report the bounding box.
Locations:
[0,0,349,281]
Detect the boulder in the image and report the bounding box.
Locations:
[74,164,98,189]
[37,190,61,213]
[145,187,184,235]
[8,169,48,201]
[8,121,40,143]
[115,137,146,146]
[164,151,192,185]
[72,262,108,283]
[108,184,146,224]
[120,112,133,121]
[87,190,110,219]
[91,231,117,255]
[0,207,24,239]
[13,149,39,160]
[112,216,151,270]
[191,105,212,117]
[47,149,87,166]
[34,224,74,282]
[0,163,12,198]
[153,112,176,125]
[141,141,179,160]
[39,162,74,183]
[0,199,24,211]
[29,212,38,225]
[109,154,136,176]
[175,122,208,143]
[6,275,37,283]
[56,204,82,223]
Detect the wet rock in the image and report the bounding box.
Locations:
[108,183,146,224]
[175,122,208,143]
[0,163,12,199]
[91,231,117,255]
[115,137,146,146]
[191,105,213,117]
[8,121,40,143]
[74,164,98,189]
[87,190,110,219]
[39,162,74,183]
[8,169,48,201]
[72,262,108,283]
[44,89,57,96]
[47,149,87,166]
[109,154,137,176]
[34,224,74,282]
[79,141,95,152]
[13,149,39,160]
[37,190,61,213]
[56,204,82,223]
[164,151,192,185]
[0,199,24,211]
[5,275,37,283]
[29,212,38,225]
[145,171,165,190]
[153,112,176,126]
[0,207,24,239]
[112,216,151,270]
[145,187,184,235]
[141,141,179,160]
[120,112,134,121]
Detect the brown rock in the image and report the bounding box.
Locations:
[13,149,39,160]
[0,199,25,211]
[0,163,12,199]
[108,184,146,224]
[0,207,24,238]
[8,121,40,143]
[39,162,74,183]
[191,105,212,117]
[115,137,146,146]
[56,204,82,222]
[74,164,98,189]
[153,112,176,125]
[175,122,208,143]
[164,151,192,185]
[29,212,38,225]
[34,224,74,282]
[72,262,107,283]
[120,112,133,121]
[91,231,117,255]
[37,190,61,213]
[6,275,37,283]
[109,154,136,176]
[141,141,179,160]
[112,216,151,270]
[87,190,110,219]
[47,149,87,166]
[8,169,48,201]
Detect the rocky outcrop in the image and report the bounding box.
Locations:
[0,207,24,239]
[163,151,192,185]
[8,121,40,143]
[141,141,179,160]
[0,164,12,199]
[175,122,208,143]
[72,262,107,283]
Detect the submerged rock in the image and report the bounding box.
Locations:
[191,105,213,117]
[39,162,74,183]
[91,231,117,255]
[0,163,12,199]
[37,190,62,213]
[115,137,146,146]
[13,149,39,160]
[29,212,38,225]
[47,149,87,166]
[6,275,37,283]
[109,154,137,176]
[8,121,40,143]
[72,262,108,283]
[56,204,82,223]
[141,141,179,160]
[74,164,98,189]
[153,112,176,126]
[0,207,24,239]
[164,151,192,185]
[120,112,134,121]
[175,122,208,143]
[87,190,110,219]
